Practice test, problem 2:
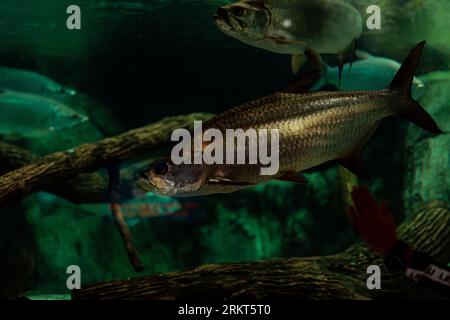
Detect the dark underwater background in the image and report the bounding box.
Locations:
[0,0,449,298]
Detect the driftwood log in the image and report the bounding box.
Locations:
[72,201,450,300]
[0,142,109,204]
[0,113,213,206]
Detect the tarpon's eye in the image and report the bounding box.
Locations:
[231,6,244,17]
[153,161,169,175]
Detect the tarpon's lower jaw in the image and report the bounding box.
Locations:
[136,177,174,196]
[136,177,154,192]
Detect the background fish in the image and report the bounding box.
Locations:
[0,66,123,137]
[0,90,89,138]
[0,66,76,101]
[214,0,363,73]
[138,42,441,197]
[311,52,425,99]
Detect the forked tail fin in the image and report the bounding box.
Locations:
[388,41,442,134]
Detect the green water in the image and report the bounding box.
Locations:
[0,0,448,298]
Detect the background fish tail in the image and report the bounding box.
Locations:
[389,41,442,134]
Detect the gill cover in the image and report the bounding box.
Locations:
[216,0,272,36]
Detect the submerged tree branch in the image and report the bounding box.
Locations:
[0,113,213,206]
[107,163,144,272]
[0,142,108,204]
[72,201,450,300]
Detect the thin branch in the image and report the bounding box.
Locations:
[107,163,144,272]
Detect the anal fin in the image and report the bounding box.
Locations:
[338,122,380,179]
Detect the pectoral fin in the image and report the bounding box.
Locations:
[304,48,325,76]
[208,177,255,187]
[277,173,308,184]
[291,54,305,74]
[268,34,307,47]
[291,48,324,75]
[283,49,325,92]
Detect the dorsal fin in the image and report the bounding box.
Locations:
[389,41,425,95]
[388,41,441,134]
